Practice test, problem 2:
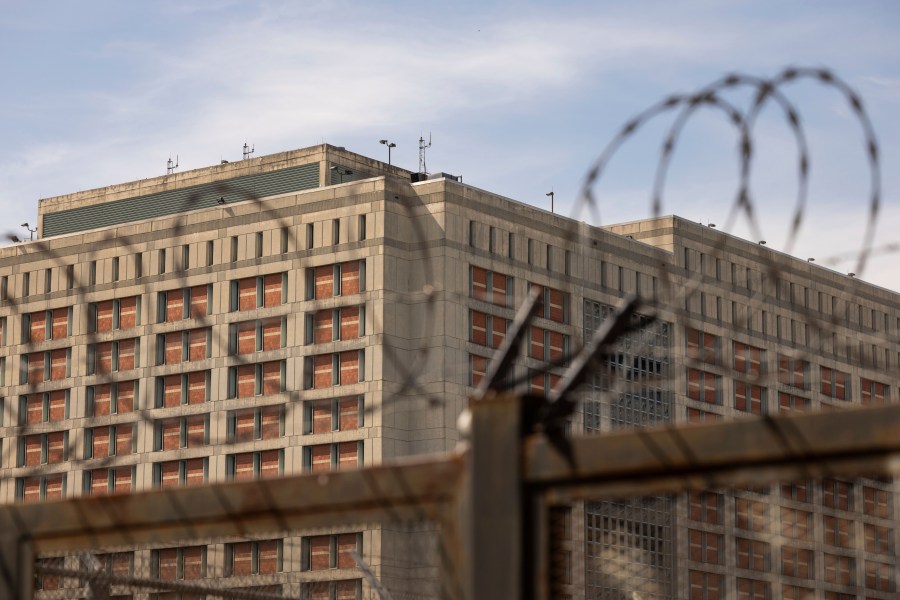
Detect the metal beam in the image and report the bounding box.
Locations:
[524,403,900,503]
[0,453,463,554]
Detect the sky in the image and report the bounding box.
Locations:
[1,0,899,290]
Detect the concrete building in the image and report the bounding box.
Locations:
[0,144,897,598]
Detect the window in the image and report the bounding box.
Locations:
[778,392,810,413]
[84,424,135,458]
[86,381,137,416]
[734,342,764,376]
[24,307,73,342]
[224,540,283,576]
[15,474,66,503]
[153,415,209,450]
[83,468,135,496]
[306,223,314,249]
[781,546,813,579]
[781,481,811,503]
[470,266,513,308]
[863,485,890,517]
[91,297,140,332]
[508,232,514,259]
[158,249,166,275]
[468,221,475,247]
[152,459,208,489]
[18,431,69,466]
[823,479,852,510]
[44,267,52,292]
[469,311,508,349]
[865,523,893,555]
[66,266,74,289]
[823,553,854,585]
[688,529,722,564]
[781,507,812,540]
[255,232,263,258]
[823,515,853,548]
[527,239,534,265]
[778,354,809,389]
[865,560,894,592]
[688,491,723,524]
[531,283,569,323]
[859,378,891,404]
[134,253,142,279]
[687,369,720,404]
[529,327,568,363]
[156,329,210,365]
[303,397,363,434]
[332,218,340,245]
[151,546,207,580]
[301,533,361,571]
[546,244,553,271]
[231,236,238,262]
[820,366,850,400]
[227,361,286,398]
[735,497,767,531]
[206,240,214,266]
[111,257,119,282]
[303,352,363,390]
[736,537,770,571]
[469,354,488,387]
[736,578,769,600]
[686,329,719,364]
[226,450,284,480]
[23,271,31,296]
[303,441,363,472]
[304,307,363,345]
[154,372,210,408]
[306,262,364,301]
[281,226,290,252]
[182,244,190,270]
[229,317,287,354]
[88,338,139,374]
[734,382,765,414]
[227,405,285,442]
[688,571,722,600]
[231,273,288,310]
[358,215,366,241]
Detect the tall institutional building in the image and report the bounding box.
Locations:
[0,144,897,599]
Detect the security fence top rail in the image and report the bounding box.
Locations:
[2,398,900,599]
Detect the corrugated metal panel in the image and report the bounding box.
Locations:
[42,162,320,238]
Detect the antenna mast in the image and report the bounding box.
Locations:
[418,133,432,175]
[243,142,255,160]
[166,155,179,175]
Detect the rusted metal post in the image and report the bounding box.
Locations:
[0,534,33,599]
[459,392,522,600]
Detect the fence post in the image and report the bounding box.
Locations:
[460,392,522,600]
[0,534,33,599]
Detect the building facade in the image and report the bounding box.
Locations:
[0,144,897,598]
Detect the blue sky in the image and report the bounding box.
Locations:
[2,0,899,289]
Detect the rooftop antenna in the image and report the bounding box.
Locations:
[243,142,255,160]
[418,133,432,175]
[379,139,396,165]
[166,155,179,175]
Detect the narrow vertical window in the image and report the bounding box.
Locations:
[358,215,366,241]
[280,227,289,253]
[231,236,238,262]
[206,240,214,266]
[44,268,52,293]
[23,272,31,296]
[332,219,340,246]
[306,223,314,249]
[158,250,166,275]
[255,232,263,258]
[182,244,190,271]
[111,258,119,282]
[488,226,495,253]
[508,232,514,259]
[468,221,476,247]
[66,265,74,289]
[0,276,7,299]
[527,239,533,265]
[546,245,553,271]
[134,254,142,279]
